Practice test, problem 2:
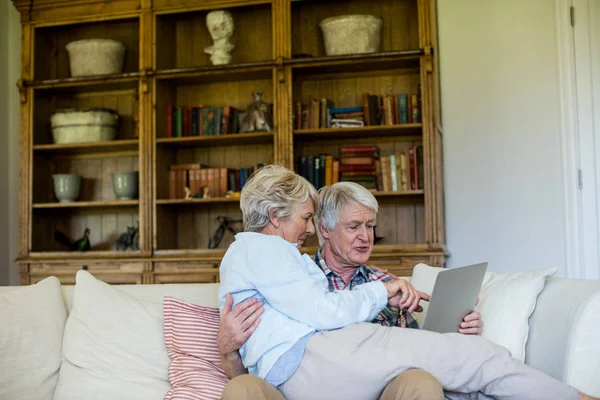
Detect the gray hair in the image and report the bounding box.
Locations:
[240,164,319,232]
[316,182,379,243]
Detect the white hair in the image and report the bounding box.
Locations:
[316,182,379,244]
[240,164,319,232]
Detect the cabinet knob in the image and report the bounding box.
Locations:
[81,265,88,270]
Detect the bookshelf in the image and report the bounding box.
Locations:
[12,0,446,285]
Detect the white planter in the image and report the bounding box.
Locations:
[50,108,119,144]
[319,14,383,56]
[66,39,126,77]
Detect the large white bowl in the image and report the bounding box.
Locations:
[66,38,126,77]
[50,108,119,144]
[319,14,383,56]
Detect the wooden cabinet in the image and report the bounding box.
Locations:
[12,0,446,284]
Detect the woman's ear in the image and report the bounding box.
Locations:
[268,209,280,228]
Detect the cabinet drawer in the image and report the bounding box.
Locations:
[27,262,148,285]
[153,261,220,284]
[366,256,434,277]
[154,273,218,284]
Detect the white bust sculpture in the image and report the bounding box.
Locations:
[204,10,235,65]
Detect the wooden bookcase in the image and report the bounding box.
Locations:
[11,0,447,285]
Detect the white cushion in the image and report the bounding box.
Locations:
[564,290,600,396]
[53,270,171,400]
[0,276,67,400]
[60,282,220,314]
[410,263,556,361]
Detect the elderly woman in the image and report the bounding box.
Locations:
[218,164,592,400]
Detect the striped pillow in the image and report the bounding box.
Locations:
[163,296,229,400]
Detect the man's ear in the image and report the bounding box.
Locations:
[268,209,280,228]
[318,222,330,240]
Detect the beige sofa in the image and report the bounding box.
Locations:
[1,265,599,400]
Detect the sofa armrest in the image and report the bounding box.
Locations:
[526,277,600,395]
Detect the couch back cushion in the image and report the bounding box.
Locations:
[0,276,67,400]
[54,270,221,400]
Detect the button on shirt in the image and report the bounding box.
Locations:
[218,232,389,387]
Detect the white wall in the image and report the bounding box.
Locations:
[438,0,570,275]
[1,0,22,286]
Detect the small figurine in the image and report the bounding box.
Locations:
[240,90,273,133]
[116,222,139,251]
[184,186,192,200]
[54,228,91,252]
[204,10,235,65]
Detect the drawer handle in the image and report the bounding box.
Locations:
[81,265,88,271]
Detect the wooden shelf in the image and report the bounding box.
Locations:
[32,200,139,209]
[24,250,143,260]
[33,139,139,155]
[373,190,424,197]
[156,197,240,205]
[154,62,274,84]
[294,124,422,140]
[288,50,423,77]
[156,132,273,147]
[26,73,140,93]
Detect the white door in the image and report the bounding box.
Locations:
[556,0,600,279]
[573,0,600,279]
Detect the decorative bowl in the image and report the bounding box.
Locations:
[66,38,126,77]
[52,174,82,202]
[112,171,139,200]
[50,108,119,144]
[319,14,383,56]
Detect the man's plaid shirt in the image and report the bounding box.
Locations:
[314,249,419,329]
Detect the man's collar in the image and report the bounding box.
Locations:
[314,248,370,281]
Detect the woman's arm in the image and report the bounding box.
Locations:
[242,239,392,330]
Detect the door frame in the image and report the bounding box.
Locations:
[555,0,600,279]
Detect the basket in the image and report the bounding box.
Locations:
[319,15,383,56]
[65,38,126,77]
[50,108,119,144]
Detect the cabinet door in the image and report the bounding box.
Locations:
[27,262,147,285]
[153,261,220,284]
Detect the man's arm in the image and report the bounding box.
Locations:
[217,293,264,378]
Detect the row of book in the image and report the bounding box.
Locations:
[168,163,265,199]
[294,89,422,130]
[166,104,269,137]
[296,144,424,192]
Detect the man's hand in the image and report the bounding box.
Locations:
[460,298,483,335]
[383,280,430,313]
[217,293,264,355]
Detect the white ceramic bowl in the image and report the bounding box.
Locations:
[66,38,126,77]
[50,108,119,144]
[319,14,383,56]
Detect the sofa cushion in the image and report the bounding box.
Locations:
[410,263,556,361]
[564,290,600,396]
[0,276,67,400]
[53,270,171,400]
[163,296,229,400]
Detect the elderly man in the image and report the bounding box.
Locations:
[218,181,483,400]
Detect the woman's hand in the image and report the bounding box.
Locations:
[217,293,264,378]
[383,280,430,313]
